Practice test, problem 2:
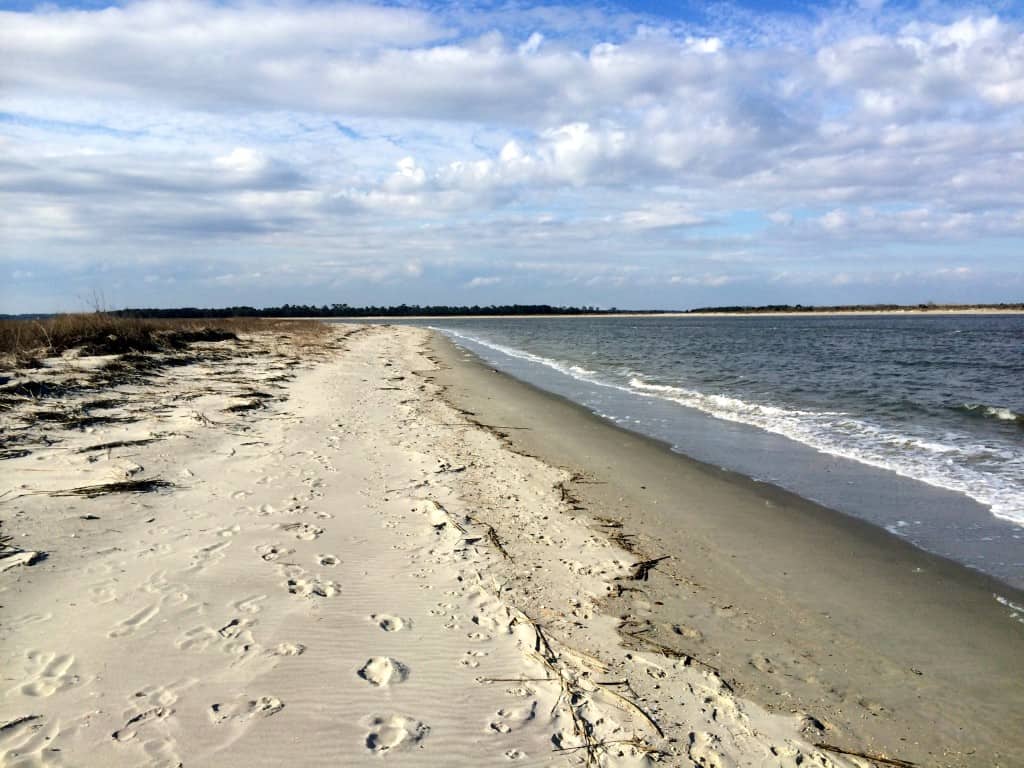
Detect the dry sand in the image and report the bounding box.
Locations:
[0,322,979,766]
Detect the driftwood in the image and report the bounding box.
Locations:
[0,714,42,733]
[632,555,669,581]
[814,742,918,767]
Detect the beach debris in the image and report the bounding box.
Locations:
[483,523,511,560]
[434,461,466,474]
[43,479,173,498]
[595,680,664,738]
[224,399,266,412]
[632,555,670,581]
[76,438,160,453]
[0,714,43,734]
[0,550,46,572]
[619,619,734,692]
[0,527,47,572]
[814,742,918,767]
[507,609,663,765]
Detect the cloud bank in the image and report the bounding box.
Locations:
[1,0,1022,311]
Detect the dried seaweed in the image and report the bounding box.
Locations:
[43,479,173,498]
[77,438,160,454]
[224,400,266,413]
[632,555,670,581]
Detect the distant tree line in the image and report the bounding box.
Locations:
[111,304,630,319]
[684,302,1024,313]
[5,302,1019,322]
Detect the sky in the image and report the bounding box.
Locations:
[1,0,1023,312]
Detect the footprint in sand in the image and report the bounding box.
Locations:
[268,642,306,657]
[357,657,409,687]
[0,714,60,766]
[370,614,411,632]
[217,617,255,640]
[286,575,341,598]
[687,731,725,766]
[143,570,189,605]
[14,651,80,697]
[488,701,537,734]
[185,540,231,573]
[363,715,430,753]
[459,650,488,668]
[108,603,160,638]
[112,706,174,742]
[209,695,284,725]
[255,543,293,562]
[278,522,323,541]
[231,595,268,614]
[89,581,118,604]
[176,626,218,652]
[112,681,192,748]
[4,613,53,631]
[176,617,261,659]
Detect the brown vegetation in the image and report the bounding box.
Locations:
[0,313,330,367]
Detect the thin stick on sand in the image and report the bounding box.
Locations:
[814,742,918,767]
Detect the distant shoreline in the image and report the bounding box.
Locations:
[332,307,1024,320]
[3,304,1022,321]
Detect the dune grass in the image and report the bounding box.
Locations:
[0,313,329,366]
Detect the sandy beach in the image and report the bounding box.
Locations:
[2,323,1020,767]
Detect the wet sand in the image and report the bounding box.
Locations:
[430,331,1024,767]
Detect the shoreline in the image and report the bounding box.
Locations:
[316,308,1024,320]
[2,323,875,767]
[2,322,1020,766]
[428,329,1024,766]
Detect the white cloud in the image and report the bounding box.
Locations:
[1,0,1022,311]
[213,148,267,174]
[466,276,502,287]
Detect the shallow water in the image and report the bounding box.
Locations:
[414,314,1024,587]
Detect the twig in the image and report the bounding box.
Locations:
[484,523,511,560]
[814,743,918,767]
[622,630,733,691]
[596,681,664,738]
[632,555,669,581]
[0,714,41,733]
[553,738,645,754]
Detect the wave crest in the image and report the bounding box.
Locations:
[956,404,1023,425]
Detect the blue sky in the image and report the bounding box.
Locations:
[1,0,1022,312]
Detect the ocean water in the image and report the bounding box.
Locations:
[421,314,1024,588]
